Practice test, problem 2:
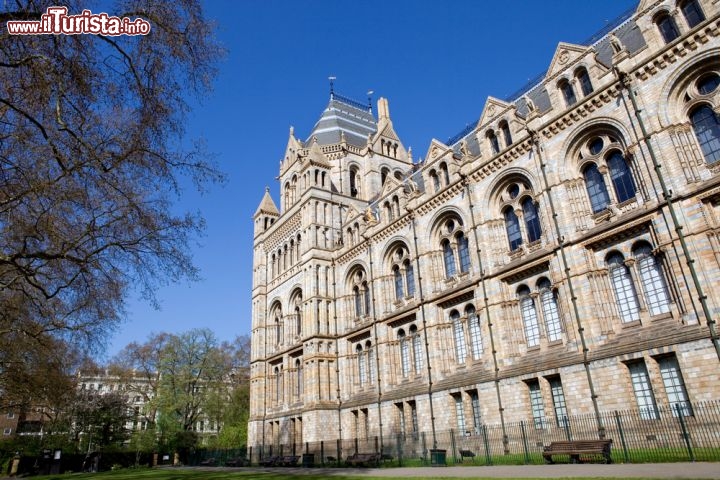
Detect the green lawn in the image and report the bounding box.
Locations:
[26,466,713,480]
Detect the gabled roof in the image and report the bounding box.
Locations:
[254,187,279,218]
[307,95,377,147]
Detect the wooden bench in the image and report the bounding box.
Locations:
[345,452,381,467]
[458,449,476,461]
[542,440,612,464]
[199,457,216,466]
[278,455,300,467]
[225,457,249,467]
[258,455,281,467]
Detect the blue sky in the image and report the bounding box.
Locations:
[106,0,639,357]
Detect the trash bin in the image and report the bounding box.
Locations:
[302,453,315,468]
[429,449,446,466]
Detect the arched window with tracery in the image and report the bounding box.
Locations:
[499,180,543,252]
[389,244,415,301]
[690,104,720,165]
[579,133,637,213]
[607,151,637,203]
[436,216,472,278]
[607,251,640,323]
[291,290,303,337]
[349,268,371,319]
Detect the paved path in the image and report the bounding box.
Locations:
[195,462,720,478]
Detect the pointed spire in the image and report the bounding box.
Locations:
[254,186,279,218]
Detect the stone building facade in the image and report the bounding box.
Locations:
[249,0,720,450]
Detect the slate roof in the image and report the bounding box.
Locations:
[254,186,279,217]
[307,96,377,147]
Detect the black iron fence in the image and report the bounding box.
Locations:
[245,401,720,467]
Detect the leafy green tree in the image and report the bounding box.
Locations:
[70,390,132,452]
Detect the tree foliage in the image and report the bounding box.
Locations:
[0,0,223,352]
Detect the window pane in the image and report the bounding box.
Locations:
[635,247,671,316]
[561,82,577,106]
[364,283,371,316]
[443,240,457,277]
[520,296,541,347]
[549,377,568,427]
[681,0,705,28]
[528,380,547,429]
[691,105,720,164]
[406,262,416,297]
[628,361,659,419]
[584,164,611,213]
[522,198,542,242]
[413,334,423,373]
[454,395,466,433]
[452,312,467,363]
[368,347,376,383]
[658,356,692,416]
[607,152,636,203]
[468,309,484,360]
[458,234,471,273]
[504,208,522,250]
[354,287,362,317]
[541,289,563,342]
[470,391,482,434]
[657,15,680,43]
[394,266,404,300]
[502,124,512,147]
[358,347,367,385]
[578,69,593,96]
[400,337,410,377]
[609,262,641,323]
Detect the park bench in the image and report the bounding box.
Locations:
[225,457,249,467]
[258,455,281,466]
[198,457,216,466]
[458,449,476,462]
[542,440,613,464]
[278,455,300,466]
[345,452,381,467]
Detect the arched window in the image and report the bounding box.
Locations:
[466,305,483,360]
[274,367,281,403]
[381,167,389,185]
[440,162,450,186]
[393,265,404,300]
[349,166,359,198]
[354,286,362,317]
[398,329,410,377]
[443,239,457,277]
[522,197,542,243]
[363,281,371,316]
[295,305,302,336]
[690,105,720,164]
[560,80,577,107]
[451,310,467,363]
[488,130,500,154]
[457,233,471,273]
[500,121,512,148]
[385,201,394,222]
[430,170,441,192]
[410,324,423,373]
[538,278,562,343]
[518,285,540,347]
[295,359,303,397]
[607,151,636,203]
[656,12,679,43]
[367,341,376,383]
[576,67,593,96]
[504,207,522,250]
[405,260,416,297]
[607,252,640,323]
[357,344,367,385]
[583,163,611,213]
[680,0,705,28]
[633,243,671,316]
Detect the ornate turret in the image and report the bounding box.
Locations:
[253,186,279,237]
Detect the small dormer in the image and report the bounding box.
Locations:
[253,187,279,238]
